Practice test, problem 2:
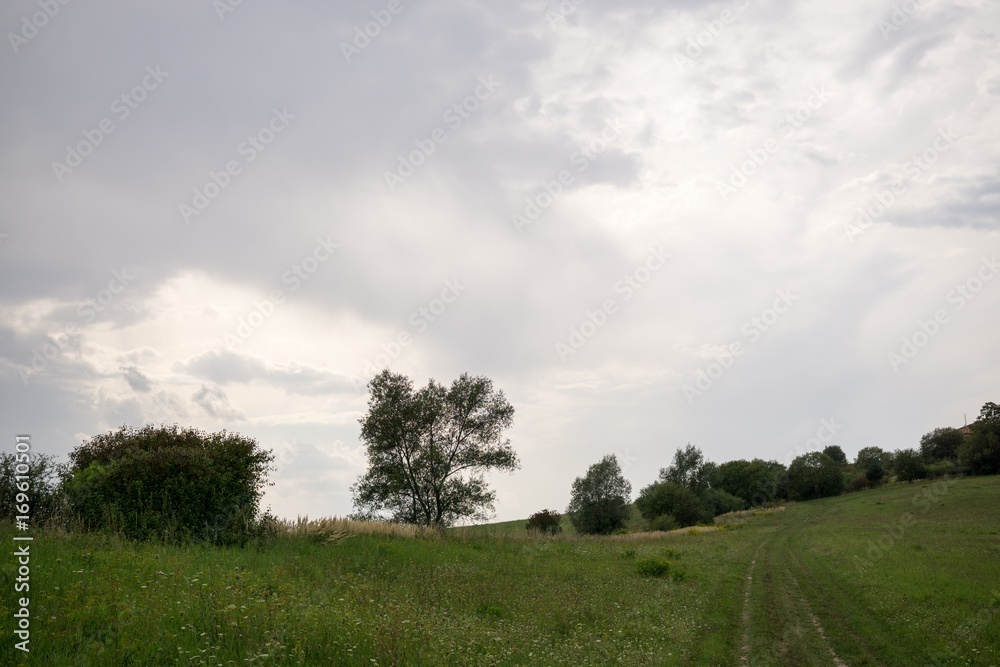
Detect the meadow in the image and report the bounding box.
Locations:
[2,476,998,665]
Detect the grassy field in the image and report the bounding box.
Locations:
[1,477,998,665]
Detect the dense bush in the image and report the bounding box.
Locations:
[635,481,712,528]
[64,424,274,544]
[710,458,786,506]
[787,452,844,501]
[526,509,562,535]
[919,427,964,463]
[0,452,68,527]
[847,473,868,492]
[959,404,1000,475]
[635,557,672,577]
[649,514,679,532]
[701,487,746,515]
[893,449,927,483]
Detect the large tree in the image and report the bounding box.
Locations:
[919,427,963,462]
[659,444,712,493]
[567,454,632,535]
[959,402,1000,475]
[351,370,518,527]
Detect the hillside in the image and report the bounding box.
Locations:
[2,476,998,665]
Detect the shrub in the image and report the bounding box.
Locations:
[894,449,927,482]
[920,427,964,462]
[959,427,1000,476]
[925,459,958,479]
[847,473,869,492]
[701,487,745,515]
[649,514,679,532]
[787,452,844,500]
[526,509,562,535]
[64,424,274,544]
[635,481,711,528]
[635,557,672,577]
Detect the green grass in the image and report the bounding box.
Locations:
[1,477,998,665]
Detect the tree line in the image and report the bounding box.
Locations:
[559,401,1000,534]
[2,363,997,543]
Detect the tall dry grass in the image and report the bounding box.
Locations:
[270,515,441,542]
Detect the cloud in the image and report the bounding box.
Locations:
[192,384,244,422]
[120,365,152,393]
[176,349,355,396]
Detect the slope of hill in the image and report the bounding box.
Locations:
[2,476,998,665]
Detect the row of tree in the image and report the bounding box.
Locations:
[561,402,1000,534]
[3,364,996,542]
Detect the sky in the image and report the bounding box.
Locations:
[1,0,998,523]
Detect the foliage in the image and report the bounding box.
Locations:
[649,513,679,531]
[351,370,518,527]
[855,446,887,487]
[659,444,712,493]
[635,481,712,528]
[958,402,1000,475]
[710,458,785,506]
[567,454,632,535]
[786,452,844,501]
[822,445,848,466]
[634,557,672,578]
[893,448,927,482]
[63,424,274,544]
[0,452,69,527]
[526,509,563,535]
[919,427,964,463]
[701,487,746,516]
[847,473,869,492]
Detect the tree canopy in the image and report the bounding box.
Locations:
[659,443,712,492]
[567,454,632,535]
[351,370,518,527]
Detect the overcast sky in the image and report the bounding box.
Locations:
[2,0,998,522]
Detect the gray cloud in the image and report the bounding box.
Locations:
[1,0,998,522]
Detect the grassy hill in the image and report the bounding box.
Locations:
[2,476,998,665]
